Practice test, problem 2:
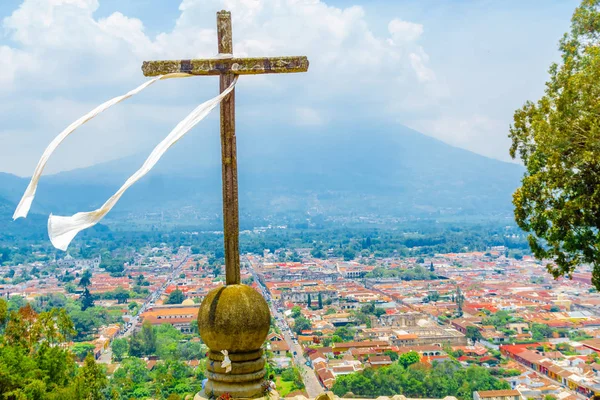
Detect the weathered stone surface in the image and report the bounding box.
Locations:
[193,393,461,400]
[194,389,280,400]
[206,368,266,383]
[208,349,263,362]
[206,356,265,374]
[198,284,270,353]
[315,392,335,400]
[202,379,269,399]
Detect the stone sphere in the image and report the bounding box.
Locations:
[198,284,270,353]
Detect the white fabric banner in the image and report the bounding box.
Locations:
[13,73,191,221]
[47,76,238,251]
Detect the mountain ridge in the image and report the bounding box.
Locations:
[0,122,523,227]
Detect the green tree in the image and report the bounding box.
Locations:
[311,247,325,258]
[0,304,109,399]
[466,326,484,343]
[128,301,139,314]
[71,342,96,361]
[177,341,204,360]
[165,289,185,305]
[318,293,323,309]
[343,247,356,261]
[398,351,420,368]
[531,323,554,340]
[291,306,302,319]
[73,353,108,399]
[114,287,130,304]
[334,326,354,341]
[111,338,129,361]
[129,332,145,357]
[64,283,77,294]
[0,298,7,328]
[426,291,440,303]
[141,320,157,355]
[80,287,95,311]
[79,269,92,288]
[293,316,312,335]
[509,0,600,289]
[383,350,399,361]
[456,286,464,317]
[332,361,509,399]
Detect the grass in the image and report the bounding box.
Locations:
[276,377,295,397]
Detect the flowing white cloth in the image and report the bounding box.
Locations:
[12,73,191,221]
[47,76,238,251]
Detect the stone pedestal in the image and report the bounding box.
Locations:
[203,349,267,398]
[197,284,271,399]
[194,389,280,400]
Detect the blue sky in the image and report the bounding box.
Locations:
[0,0,579,176]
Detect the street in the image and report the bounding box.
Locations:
[245,257,325,397]
[117,251,191,338]
[272,306,324,397]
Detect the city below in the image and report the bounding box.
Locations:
[2,244,599,400]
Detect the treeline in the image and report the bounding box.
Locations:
[0,299,204,399]
[365,265,438,280]
[116,321,204,362]
[109,322,205,399]
[1,221,529,267]
[0,299,109,399]
[332,360,510,400]
[6,293,123,341]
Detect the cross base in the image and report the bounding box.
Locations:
[194,389,279,400]
[202,349,269,398]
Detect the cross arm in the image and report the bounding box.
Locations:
[142,56,309,77]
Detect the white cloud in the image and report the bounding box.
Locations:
[1,0,437,87]
[0,0,440,174]
[388,18,423,44]
[0,46,37,89]
[408,115,514,162]
[409,50,435,83]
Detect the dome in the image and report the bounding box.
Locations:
[198,284,270,353]
[182,298,195,306]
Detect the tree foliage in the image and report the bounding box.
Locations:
[291,306,302,319]
[293,316,312,335]
[165,290,185,305]
[398,351,420,368]
[510,0,600,289]
[531,323,555,340]
[332,361,509,400]
[79,269,92,288]
[0,304,107,399]
[80,287,95,311]
[466,326,484,343]
[112,338,129,362]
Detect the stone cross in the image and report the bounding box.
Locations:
[142,11,309,286]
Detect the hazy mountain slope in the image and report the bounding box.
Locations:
[0,123,524,224]
[0,195,47,239]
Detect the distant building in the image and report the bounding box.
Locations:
[139,304,200,333]
[474,390,523,400]
[378,312,423,328]
[391,327,467,347]
[280,288,337,304]
[269,340,290,356]
[56,253,101,269]
[367,355,393,369]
